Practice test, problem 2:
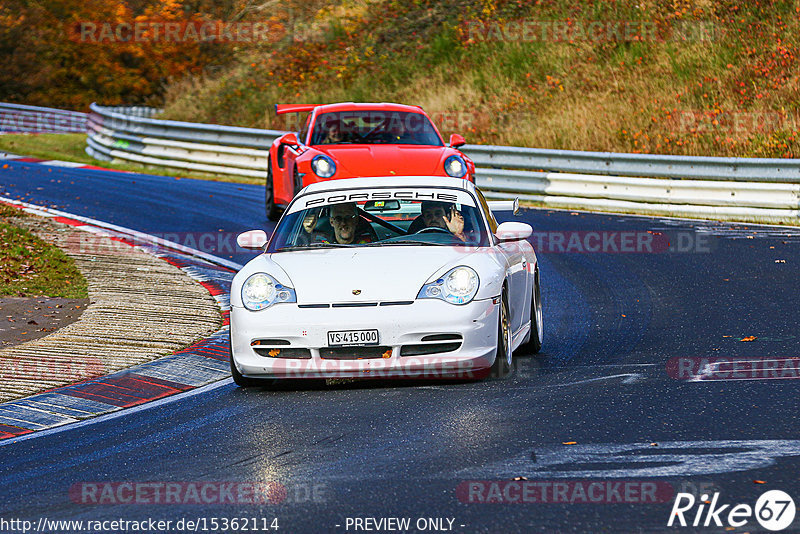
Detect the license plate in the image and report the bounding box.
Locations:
[327,329,379,347]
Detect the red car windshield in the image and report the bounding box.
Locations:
[310,111,443,146]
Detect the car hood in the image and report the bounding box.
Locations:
[318,145,447,176]
[268,246,470,304]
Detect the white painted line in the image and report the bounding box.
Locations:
[518,203,800,230]
[542,373,644,388]
[40,160,85,168]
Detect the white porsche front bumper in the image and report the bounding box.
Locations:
[230,298,500,380]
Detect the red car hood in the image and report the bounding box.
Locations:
[318,145,448,176]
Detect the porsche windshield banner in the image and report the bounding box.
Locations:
[289,187,477,213]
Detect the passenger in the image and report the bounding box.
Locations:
[296,209,320,245]
[320,202,376,245]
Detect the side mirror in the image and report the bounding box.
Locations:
[488,198,520,216]
[449,134,466,148]
[237,230,269,250]
[278,132,299,146]
[495,222,532,242]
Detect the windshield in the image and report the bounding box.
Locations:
[268,189,488,252]
[310,111,443,146]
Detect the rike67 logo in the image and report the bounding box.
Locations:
[668,490,796,531]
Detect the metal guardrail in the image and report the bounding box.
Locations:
[462,144,800,183]
[83,103,799,223]
[0,103,88,134]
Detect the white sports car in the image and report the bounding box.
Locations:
[230,176,542,385]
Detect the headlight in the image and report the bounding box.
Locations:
[311,155,336,178]
[444,155,467,178]
[241,273,296,311]
[417,266,479,305]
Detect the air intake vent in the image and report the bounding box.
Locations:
[420,334,462,342]
[251,339,291,346]
[254,347,311,359]
[400,342,461,356]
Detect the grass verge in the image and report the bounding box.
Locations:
[0,204,88,298]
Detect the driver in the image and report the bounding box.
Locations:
[415,200,467,242]
[390,119,415,144]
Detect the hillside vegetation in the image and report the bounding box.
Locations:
[159,0,800,158]
[4,0,798,157]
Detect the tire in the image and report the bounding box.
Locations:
[517,268,543,354]
[490,292,513,378]
[292,166,303,195]
[265,158,280,222]
[229,331,263,387]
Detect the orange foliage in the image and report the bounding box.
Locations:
[0,0,245,109]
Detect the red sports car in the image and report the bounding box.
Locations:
[265,102,476,220]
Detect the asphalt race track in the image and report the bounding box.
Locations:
[1,160,799,533]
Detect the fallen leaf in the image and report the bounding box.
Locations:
[740,336,757,342]
[562,441,577,445]
[268,349,281,357]
[754,480,766,484]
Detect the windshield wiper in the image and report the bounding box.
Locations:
[277,243,351,251]
[372,240,445,246]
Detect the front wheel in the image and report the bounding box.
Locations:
[490,293,513,378]
[265,159,280,222]
[517,268,543,354]
[292,166,304,195]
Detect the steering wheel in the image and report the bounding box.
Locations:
[415,227,451,235]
